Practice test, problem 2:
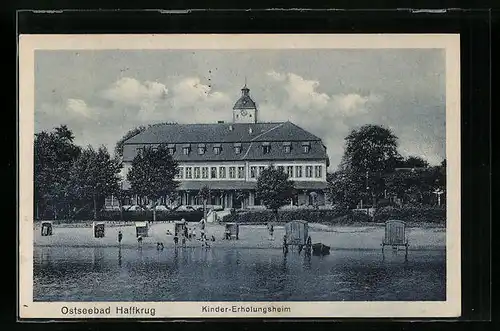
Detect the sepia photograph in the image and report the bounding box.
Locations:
[19,34,461,318]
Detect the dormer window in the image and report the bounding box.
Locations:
[213,143,222,155]
[234,142,242,154]
[283,142,292,154]
[197,144,206,155]
[167,144,176,155]
[262,142,271,154]
[302,141,311,153]
[182,144,191,155]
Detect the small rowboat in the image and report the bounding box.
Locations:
[312,243,330,256]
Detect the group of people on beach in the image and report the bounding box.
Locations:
[116,218,215,250]
[172,218,214,249]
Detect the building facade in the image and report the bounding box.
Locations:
[113,85,330,209]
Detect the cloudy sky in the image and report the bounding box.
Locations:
[35,49,446,169]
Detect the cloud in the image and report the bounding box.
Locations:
[331,93,382,114]
[262,71,385,168]
[267,70,382,116]
[101,77,168,111]
[66,99,92,118]
[170,77,231,110]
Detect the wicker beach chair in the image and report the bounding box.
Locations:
[381,220,409,259]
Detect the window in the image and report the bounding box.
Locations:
[219,166,226,179]
[302,142,311,153]
[213,144,222,155]
[234,143,242,154]
[295,166,303,178]
[262,142,271,154]
[283,142,292,154]
[194,167,201,179]
[314,165,322,178]
[278,166,284,173]
[167,144,176,155]
[185,167,193,179]
[229,167,236,179]
[198,144,206,155]
[175,167,184,179]
[238,166,245,179]
[258,166,265,176]
[183,146,190,155]
[202,167,208,179]
[306,166,313,178]
[211,167,217,179]
[286,166,294,177]
[250,166,257,178]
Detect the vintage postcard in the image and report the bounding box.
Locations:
[18,34,461,319]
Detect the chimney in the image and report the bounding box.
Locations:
[228,124,233,131]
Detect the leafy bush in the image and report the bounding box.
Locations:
[222,207,353,225]
[221,205,446,225]
[374,206,446,223]
[98,210,204,222]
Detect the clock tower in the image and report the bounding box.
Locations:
[232,84,257,124]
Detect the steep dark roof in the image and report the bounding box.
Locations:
[233,95,257,109]
[124,121,322,144]
[122,121,329,164]
[233,86,257,110]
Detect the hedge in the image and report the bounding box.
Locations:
[221,206,445,225]
[94,210,204,222]
[221,208,371,225]
[374,206,446,223]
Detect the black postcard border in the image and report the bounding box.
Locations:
[11,7,493,326]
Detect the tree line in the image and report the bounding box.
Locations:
[34,125,180,221]
[34,124,445,221]
[327,124,446,209]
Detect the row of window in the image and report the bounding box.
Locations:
[138,142,312,156]
[175,165,323,180]
[178,166,245,179]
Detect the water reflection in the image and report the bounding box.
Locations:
[33,246,446,302]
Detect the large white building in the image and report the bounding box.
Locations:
[113,85,330,209]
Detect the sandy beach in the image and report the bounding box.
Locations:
[34,221,445,250]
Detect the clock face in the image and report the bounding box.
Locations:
[240,109,248,116]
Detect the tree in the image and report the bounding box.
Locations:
[114,126,146,158]
[127,144,179,221]
[34,125,81,219]
[70,146,122,220]
[256,166,295,223]
[234,189,249,209]
[326,170,366,209]
[342,124,402,173]
[398,156,430,169]
[339,124,403,210]
[198,185,211,220]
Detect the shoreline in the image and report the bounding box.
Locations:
[33,222,446,251]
